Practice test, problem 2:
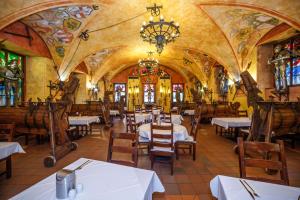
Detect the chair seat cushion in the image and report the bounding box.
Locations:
[151,146,174,152]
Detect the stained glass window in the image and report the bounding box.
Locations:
[144,84,155,103]
[114,83,126,102]
[0,50,24,106]
[273,36,300,88]
[172,84,184,103]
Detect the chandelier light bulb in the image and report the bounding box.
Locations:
[150,16,154,22]
[160,15,164,20]
[175,22,179,27]
[143,21,146,26]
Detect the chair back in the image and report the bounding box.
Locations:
[162,112,172,123]
[150,124,174,152]
[107,131,138,167]
[126,111,136,132]
[0,123,14,142]
[237,137,289,185]
[191,113,201,139]
[238,110,248,117]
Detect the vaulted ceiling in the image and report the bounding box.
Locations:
[0,0,299,83]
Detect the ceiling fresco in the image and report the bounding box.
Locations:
[84,47,120,72]
[22,5,98,65]
[203,7,281,69]
[0,0,299,83]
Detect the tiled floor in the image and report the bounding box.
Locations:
[1,117,300,200]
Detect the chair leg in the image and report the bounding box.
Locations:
[175,144,179,160]
[6,156,12,179]
[171,156,174,175]
[150,155,154,170]
[193,143,196,161]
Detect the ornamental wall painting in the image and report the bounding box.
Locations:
[204,7,281,67]
[22,5,98,65]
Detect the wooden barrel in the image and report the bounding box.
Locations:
[270,107,300,136]
[0,103,69,145]
[0,106,49,130]
[201,104,215,118]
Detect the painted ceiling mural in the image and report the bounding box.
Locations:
[84,47,120,72]
[204,7,281,69]
[1,0,299,83]
[22,5,99,65]
[184,49,216,83]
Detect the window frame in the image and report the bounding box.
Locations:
[0,49,25,106]
[172,83,184,103]
[273,35,300,87]
[113,83,127,103]
[143,83,155,104]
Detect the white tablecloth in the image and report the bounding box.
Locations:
[210,175,300,200]
[123,113,152,124]
[160,114,183,125]
[184,110,195,115]
[211,117,251,129]
[11,158,164,200]
[110,110,120,116]
[68,116,99,126]
[138,123,189,142]
[0,142,25,160]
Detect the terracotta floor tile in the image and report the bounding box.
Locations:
[178,183,195,195]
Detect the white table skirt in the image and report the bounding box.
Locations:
[138,123,189,142]
[210,175,300,200]
[0,142,25,160]
[68,116,99,126]
[184,110,195,116]
[211,117,251,129]
[11,158,164,200]
[110,110,120,116]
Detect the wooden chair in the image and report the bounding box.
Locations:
[0,124,15,179]
[107,131,138,167]
[125,111,141,133]
[237,137,289,185]
[150,124,175,175]
[0,124,14,142]
[128,116,150,154]
[65,113,79,140]
[175,113,200,160]
[237,110,248,117]
[162,112,172,123]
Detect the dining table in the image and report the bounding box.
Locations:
[138,122,189,142]
[211,117,251,139]
[0,142,25,178]
[10,158,165,200]
[210,175,300,200]
[68,116,100,135]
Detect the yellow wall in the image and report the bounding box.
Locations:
[25,56,57,101]
[75,73,88,104]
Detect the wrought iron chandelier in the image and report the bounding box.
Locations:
[138,57,159,69]
[140,4,180,54]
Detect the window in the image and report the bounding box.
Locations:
[273,36,300,89]
[172,83,184,102]
[114,83,126,102]
[144,84,155,103]
[0,50,24,106]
